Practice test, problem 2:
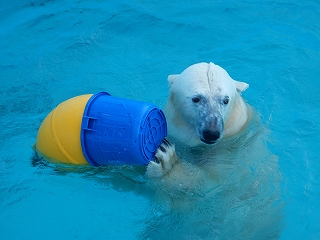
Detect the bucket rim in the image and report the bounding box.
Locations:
[80,91,111,166]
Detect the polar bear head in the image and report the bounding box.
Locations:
[164,62,250,146]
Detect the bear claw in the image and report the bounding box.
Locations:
[146,138,179,178]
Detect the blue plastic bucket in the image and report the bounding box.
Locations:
[80,92,167,166]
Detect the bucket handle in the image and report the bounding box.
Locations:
[82,116,97,131]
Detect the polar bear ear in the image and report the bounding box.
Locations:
[234,80,249,92]
[168,74,180,87]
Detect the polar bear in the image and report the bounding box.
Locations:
[147,62,253,177]
[144,63,283,239]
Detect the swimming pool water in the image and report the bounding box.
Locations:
[1,0,319,239]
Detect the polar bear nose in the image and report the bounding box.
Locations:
[201,130,221,144]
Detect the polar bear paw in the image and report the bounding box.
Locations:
[146,138,179,178]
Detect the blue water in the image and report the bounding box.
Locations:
[1,0,319,239]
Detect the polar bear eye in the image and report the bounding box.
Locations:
[223,96,230,105]
[192,97,201,103]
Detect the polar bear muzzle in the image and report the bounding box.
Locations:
[198,112,224,145]
[201,130,221,144]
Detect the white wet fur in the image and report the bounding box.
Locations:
[145,62,283,239]
[166,62,250,146]
[147,62,253,177]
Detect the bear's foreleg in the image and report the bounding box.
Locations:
[146,138,180,178]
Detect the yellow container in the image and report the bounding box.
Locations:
[35,94,92,165]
